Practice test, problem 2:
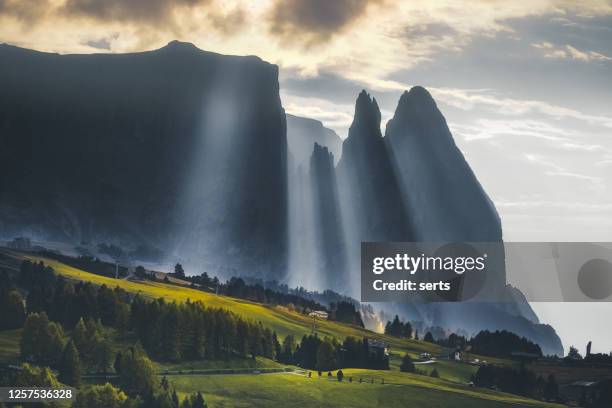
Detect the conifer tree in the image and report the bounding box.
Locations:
[59,340,81,387]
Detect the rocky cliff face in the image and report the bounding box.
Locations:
[385,86,501,242]
[286,114,342,168]
[0,41,288,276]
[336,91,411,243]
[314,88,563,355]
[309,143,346,289]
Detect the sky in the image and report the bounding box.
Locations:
[1,0,612,354]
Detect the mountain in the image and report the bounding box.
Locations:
[0,41,288,277]
[327,88,562,355]
[385,86,501,242]
[286,114,342,168]
[0,42,562,355]
[284,115,343,289]
[309,143,346,289]
[336,91,411,242]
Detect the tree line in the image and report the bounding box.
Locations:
[472,365,558,401]
[215,276,325,313]
[278,334,389,371]
[384,315,412,338]
[13,260,281,363]
[384,314,542,360]
[470,330,542,358]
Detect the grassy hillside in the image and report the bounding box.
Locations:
[0,329,20,364]
[0,249,564,408]
[0,251,504,375]
[12,251,440,355]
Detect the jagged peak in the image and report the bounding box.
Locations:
[397,86,436,110]
[352,89,382,132]
[312,142,332,156]
[387,85,443,134]
[310,142,335,168]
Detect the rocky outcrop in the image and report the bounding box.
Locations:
[0,41,288,276]
[332,87,563,356]
[310,143,346,288]
[336,91,411,243]
[384,86,501,242]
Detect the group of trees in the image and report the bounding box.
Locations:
[20,312,66,368]
[384,315,412,338]
[399,354,439,378]
[385,321,467,355]
[385,318,541,363]
[0,360,207,408]
[77,344,207,408]
[19,312,116,387]
[585,352,612,364]
[470,330,542,359]
[130,295,280,362]
[399,354,415,373]
[328,302,364,327]
[566,345,612,366]
[435,333,468,350]
[17,260,131,332]
[177,272,366,327]
[72,317,115,373]
[472,365,558,401]
[184,275,327,313]
[0,271,26,330]
[13,260,281,364]
[279,334,389,371]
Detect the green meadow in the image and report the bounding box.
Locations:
[0,328,20,365]
[167,371,562,408]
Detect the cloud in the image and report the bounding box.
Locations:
[280,91,356,137]
[208,6,246,36]
[454,118,606,152]
[595,159,612,167]
[0,0,50,22]
[532,41,612,61]
[427,87,612,128]
[80,33,121,50]
[268,0,380,46]
[61,0,210,24]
